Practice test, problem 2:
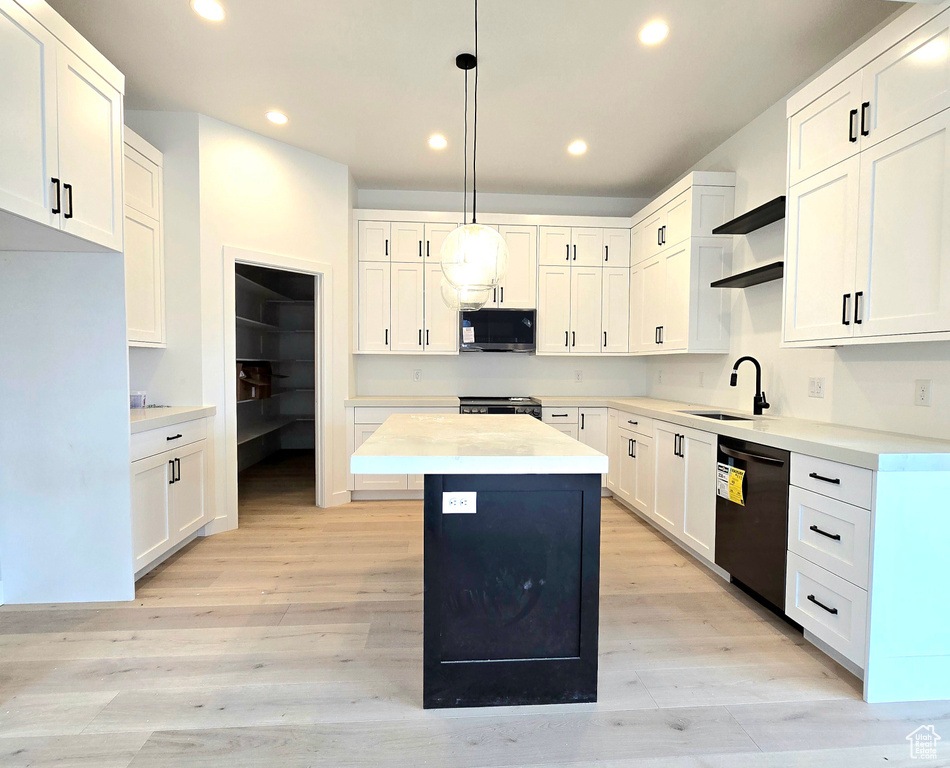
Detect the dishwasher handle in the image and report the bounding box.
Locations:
[719,445,785,466]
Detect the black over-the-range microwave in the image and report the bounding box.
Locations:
[459,308,536,353]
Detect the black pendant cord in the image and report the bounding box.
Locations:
[463,69,468,226]
[472,0,478,224]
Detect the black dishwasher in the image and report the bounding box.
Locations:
[714,437,790,612]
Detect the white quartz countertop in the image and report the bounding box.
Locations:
[130,406,216,434]
[351,414,608,475]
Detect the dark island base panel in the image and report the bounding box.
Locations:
[423,473,602,709]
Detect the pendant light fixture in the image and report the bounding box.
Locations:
[441,0,509,310]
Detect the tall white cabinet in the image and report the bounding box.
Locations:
[784,3,950,347]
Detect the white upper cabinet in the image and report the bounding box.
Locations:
[601,266,629,353]
[628,261,646,353]
[390,222,425,262]
[539,226,572,266]
[358,261,391,352]
[788,72,864,188]
[0,0,123,252]
[784,158,861,343]
[603,228,631,268]
[862,8,950,150]
[854,109,950,337]
[389,261,425,351]
[571,228,604,267]
[538,265,572,353]
[639,208,666,261]
[424,222,457,261]
[0,0,58,228]
[358,221,391,262]
[424,263,458,352]
[494,224,537,309]
[570,266,602,353]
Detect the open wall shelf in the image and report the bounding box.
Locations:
[712,195,786,235]
[711,261,784,289]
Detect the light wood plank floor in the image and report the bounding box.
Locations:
[1,451,948,767]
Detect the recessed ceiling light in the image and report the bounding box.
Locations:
[429,134,448,150]
[568,140,587,156]
[266,111,288,125]
[639,20,669,46]
[192,0,224,22]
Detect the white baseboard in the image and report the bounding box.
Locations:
[351,490,424,501]
[804,629,865,681]
[134,532,199,581]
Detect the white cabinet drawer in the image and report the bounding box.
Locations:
[786,552,868,667]
[790,453,872,509]
[131,418,207,462]
[542,407,579,425]
[788,486,870,589]
[619,411,653,438]
[354,406,457,423]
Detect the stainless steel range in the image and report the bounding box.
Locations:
[459,397,541,418]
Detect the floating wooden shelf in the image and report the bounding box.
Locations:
[711,261,784,289]
[712,195,786,235]
[236,316,280,332]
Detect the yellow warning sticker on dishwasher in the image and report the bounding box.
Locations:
[717,462,746,506]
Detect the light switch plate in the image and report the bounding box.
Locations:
[442,492,476,514]
[808,377,825,398]
[412,369,422,382]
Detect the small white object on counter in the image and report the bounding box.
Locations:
[130,405,216,434]
[351,414,608,476]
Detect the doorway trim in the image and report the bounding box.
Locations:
[221,246,333,528]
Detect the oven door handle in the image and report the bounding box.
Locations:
[719,446,785,466]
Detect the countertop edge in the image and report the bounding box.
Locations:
[130,406,217,434]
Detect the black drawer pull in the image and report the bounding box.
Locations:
[807,594,838,615]
[842,293,851,326]
[627,420,638,426]
[168,460,176,484]
[809,524,841,541]
[848,108,858,143]
[166,434,182,441]
[51,177,61,214]
[175,457,181,483]
[63,182,74,219]
[860,101,870,137]
[564,330,569,347]
[808,471,841,485]
[552,413,569,418]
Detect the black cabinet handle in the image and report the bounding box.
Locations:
[807,594,838,615]
[604,331,607,347]
[808,471,841,485]
[426,240,430,258]
[860,101,870,136]
[564,330,569,347]
[659,326,664,344]
[572,331,576,347]
[655,326,661,344]
[418,329,422,346]
[51,177,61,214]
[493,288,497,303]
[384,328,388,345]
[605,245,609,262]
[849,108,858,143]
[426,329,429,346]
[166,434,182,441]
[573,244,577,261]
[661,226,666,245]
[581,413,585,430]
[809,524,842,541]
[842,293,851,326]
[658,228,662,246]
[418,240,422,258]
[385,239,389,256]
[631,439,637,458]
[628,438,633,457]
[63,183,73,219]
[565,243,570,261]
[168,460,176,484]
[854,291,863,325]
[500,286,504,304]
[552,413,569,418]
[627,420,638,426]
[176,457,182,482]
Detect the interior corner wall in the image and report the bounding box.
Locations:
[0,252,134,603]
[196,115,352,520]
[124,111,204,406]
[645,97,950,440]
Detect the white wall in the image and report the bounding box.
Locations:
[355,354,648,398]
[196,116,352,521]
[645,98,950,440]
[0,252,134,603]
[125,112,203,405]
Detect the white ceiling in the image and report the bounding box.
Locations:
[49,0,899,198]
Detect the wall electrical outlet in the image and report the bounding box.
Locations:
[808,377,825,398]
[574,370,583,383]
[442,492,476,514]
[412,369,422,382]
[915,379,932,407]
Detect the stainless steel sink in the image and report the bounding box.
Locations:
[681,411,752,422]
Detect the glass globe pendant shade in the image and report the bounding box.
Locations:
[440,276,492,311]
[440,223,509,291]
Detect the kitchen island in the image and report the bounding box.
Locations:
[351,413,608,709]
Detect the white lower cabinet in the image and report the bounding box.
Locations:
[633,433,655,516]
[130,419,213,576]
[616,428,638,503]
[353,423,408,491]
[578,407,608,485]
[606,410,620,492]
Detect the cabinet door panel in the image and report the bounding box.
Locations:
[390,222,425,262]
[354,425,408,491]
[640,210,666,261]
[124,144,161,220]
[862,9,950,148]
[855,109,950,337]
[784,157,860,343]
[130,452,173,571]
[125,207,165,345]
[579,408,607,485]
[497,225,537,308]
[652,424,683,535]
[537,266,572,353]
[788,72,862,186]
[603,228,631,268]
[606,410,620,492]
[390,262,425,351]
[570,266,603,353]
[358,262,391,352]
[601,267,629,353]
[640,256,665,350]
[572,227,604,267]
[682,427,716,562]
[664,191,692,249]
[359,221,391,262]
[617,430,638,503]
[550,423,579,440]
[0,0,58,226]
[539,226,572,266]
[171,440,209,537]
[424,222,457,261]
[628,263,644,353]
[57,47,122,250]
[662,244,690,351]
[633,434,655,517]
[424,264,458,352]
